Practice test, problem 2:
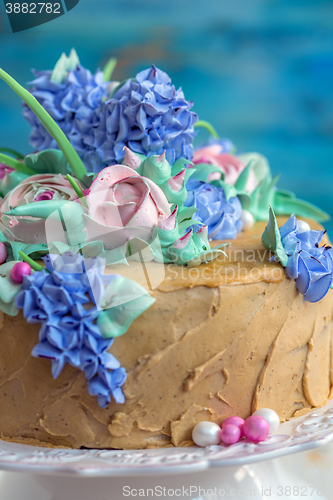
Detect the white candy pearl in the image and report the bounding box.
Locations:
[253,408,280,434]
[297,220,311,234]
[241,210,254,231]
[192,421,221,447]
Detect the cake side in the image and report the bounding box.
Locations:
[0,220,332,449]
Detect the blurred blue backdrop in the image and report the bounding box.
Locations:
[0,0,333,229]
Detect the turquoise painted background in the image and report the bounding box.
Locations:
[0,0,333,229]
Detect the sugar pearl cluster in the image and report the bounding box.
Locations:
[192,408,280,447]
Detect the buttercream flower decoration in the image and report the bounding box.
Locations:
[192,144,257,192]
[22,49,116,172]
[0,173,85,243]
[192,141,330,224]
[82,159,227,266]
[2,149,228,267]
[86,65,198,170]
[262,207,333,302]
[83,164,172,249]
[15,252,154,408]
[184,179,243,240]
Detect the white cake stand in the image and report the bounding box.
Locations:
[1,400,333,500]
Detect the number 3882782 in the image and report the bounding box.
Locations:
[5,3,61,14]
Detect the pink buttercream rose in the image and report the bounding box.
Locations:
[192,145,258,193]
[0,173,82,243]
[83,165,171,249]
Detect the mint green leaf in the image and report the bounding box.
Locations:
[234,161,252,191]
[97,276,155,338]
[103,57,117,81]
[24,149,70,175]
[51,49,80,84]
[0,261,23,316]
[261,206,288,266]
[273,191,330,223]
[4,241,48,262]
[189,163,223,182]
[171,157,193,176]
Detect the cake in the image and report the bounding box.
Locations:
[0,51,332,449]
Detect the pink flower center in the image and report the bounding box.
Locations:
[34,191,54,202]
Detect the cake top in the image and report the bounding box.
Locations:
[0,49,332,408]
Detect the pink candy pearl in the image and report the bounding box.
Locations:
[243,415,270,443]
[0,242,7,265]
[221,424,241,445]
[10,262,31,283]
[222,416,245,437]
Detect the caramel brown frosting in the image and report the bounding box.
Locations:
[0,218,332,449]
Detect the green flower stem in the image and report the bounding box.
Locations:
[0,147,24,159]
[0,68,88,181]
[0,153,35,175]
[194,120,219,140]
[18,251,45,272]
[103,57,117,81]
[66,174,88,208]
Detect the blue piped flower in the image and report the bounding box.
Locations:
[88,65,198,168]
[275,216,333,303]
[15,252,126,408]
[23,65,110,171]
[184,179,243,240]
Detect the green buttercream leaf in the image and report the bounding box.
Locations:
[0,229,7,243]
[177,206,198,224]
[189,163,223,182]
[24,149,70,175]
[212,180,251,210]
[80,172,96,189]
[194,120,219,140]
[48,240,129,266]
[0,153,34,175]
[171,157,193,176]
[249,175,278,221]
[238,152,270,186]
[273,191,330,222]
[97,276,155,338]
[51,49,80,84]
[102,245,129,266]
[0,147,24,159]
[5,199,83,220]
[161,182,187,207]
[261,206,288,266]
[5,200,87,247]
[187,244,229,267]
[234,162,252,191]
[103,57,117,81]
[4,241,48,262]
[141,154,171,185]
[0,261,24,316]
[66,174,87,208]
[18,251,45,271]
[178,217,200,233]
